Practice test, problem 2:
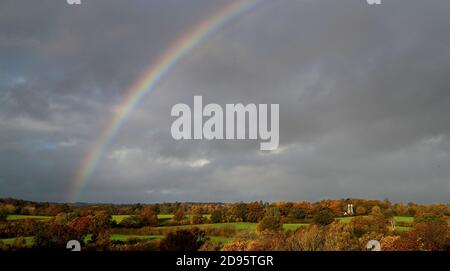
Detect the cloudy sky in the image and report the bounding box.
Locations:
[1,0,449,203]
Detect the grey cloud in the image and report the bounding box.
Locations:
[1,0,449,203]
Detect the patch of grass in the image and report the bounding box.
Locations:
[110,234,163,241]
[283,223,309,230]
[6,215,52,221]
[158,222,309,231]
[210,236,233,244]
[0,236,34,245]
[394,216,414,223]
[112,214,174,223]
[336,216,357,223]
[84,233,163,243]
[157,214,174,219]
[158,222,258,231]
[112,214,209,224]
[336,216,414,224]
[395,226,411,232]
[111,215,130,223]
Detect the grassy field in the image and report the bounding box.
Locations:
[0,236,34,245]
[396,226,411,232]
[2,214,415,247]
[111,215,130,223]
[210,236,234,244]
[112,214,210,223]
[109,234,164,241]
[111,214,175,223]
[6,215,52,221]
[283,223,309,230]
[110,234,231,244]
[394,216,414,223]
[336,216,413,223]
[0,216,416,246]
[0,234,231,246]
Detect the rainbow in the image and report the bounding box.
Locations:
[70,0,260,202]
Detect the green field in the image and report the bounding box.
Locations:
[112,214,210,223]
[111,215,130,223]
[393,216,414,223]
[336,216,413,223]
[112,214,175,223]
[0,236,34,245]
[396,226,411,232]
[110,234,231,244]
[283,223,309,230]
[158,222,257,230]
[0,234,230,246]
[1,215,415,247]
[6,215,52,221]
[0,217,415,247]
[109,234,163,241]
[210,236,234,244]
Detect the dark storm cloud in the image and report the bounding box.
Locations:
[1,0,449,203]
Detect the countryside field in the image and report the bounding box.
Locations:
[1,214,415,246]
[1,199,448,251]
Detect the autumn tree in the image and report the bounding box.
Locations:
[355,206,367,216]
[119,215,145,228]
[286,225,325,251]
[90,211,113,242]
[312,208,335,226]
[33,222,83,249]
[368,206,387,233]
[173,208,186,223]
[190,206,205,225]
[247,202,265,223]
[412,213,448,250]
[210,209,223,223]
[350,216,371,238]
[323,221,359,251]
[230,203,249,222]
[256,216,282,232]
[160,228,208,251]
[140,208,159,227]
[67,216,94,236]
[0,209,6,221]
[287,206,306,221]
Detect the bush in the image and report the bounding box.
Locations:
[412,214,448,250]
[349,216,370,238]
[191,213,205,225]
[312,208,335,226]
[203,225,237,237]
[33,222,83,249]
[288,207,306,221]
[257,216,282,232]
[355,206,367,215]
[119,215,145,228]
[110,240,159,251]
[0,209,7,221]
[199,240,222,251]
[286,225,325,251]
[140,209,159,227]
[173,209,186,222]
[160,228,208,251]
[210,210,223,223]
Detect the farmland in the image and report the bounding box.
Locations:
[1,198,449,251]
[2,215,413,246]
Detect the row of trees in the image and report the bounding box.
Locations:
[2,198,450,221]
